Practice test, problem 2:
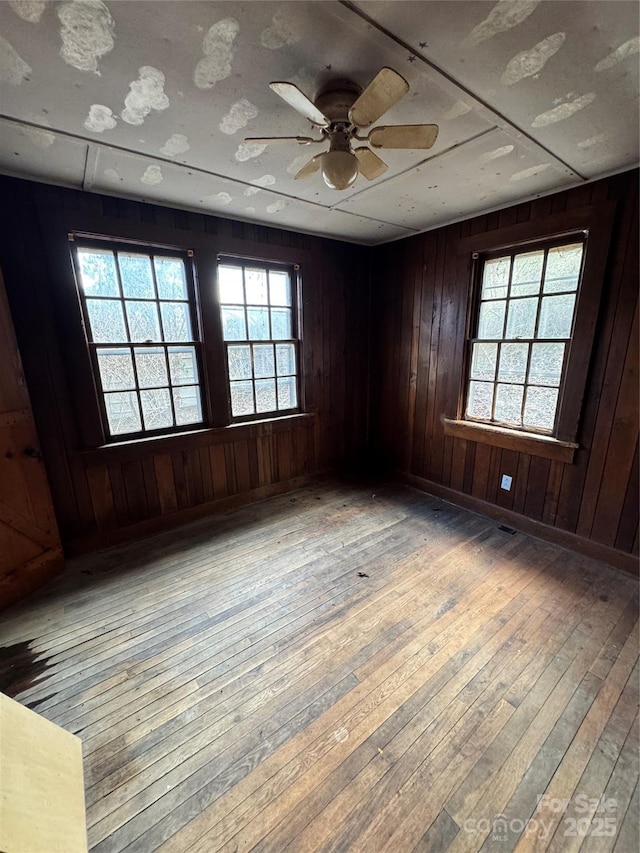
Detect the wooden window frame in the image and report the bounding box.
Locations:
[70,236,208,443]
[217,254,304,424]
[444,202,616,463]
[56,223,308,451]
[464,234,585,435]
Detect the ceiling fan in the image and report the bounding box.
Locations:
[245,67,439,190]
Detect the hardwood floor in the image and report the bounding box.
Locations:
[1,481,638,852]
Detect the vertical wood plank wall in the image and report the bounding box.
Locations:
[0,176,369,553]
[371,172,639,561]
[1,171,637,565]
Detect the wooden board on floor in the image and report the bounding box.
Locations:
[0,692,87,853]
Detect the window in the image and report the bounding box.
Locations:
[218,259,300,420]
[72,241,204,440]
[465,238,585,435]
[67,236,306,446]
[445,203,614,463]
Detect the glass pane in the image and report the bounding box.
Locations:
[221,306,247,341]
[253,344,275,378]
[169,346,199,386]
[523,386,559,431]
[154,257,187,300]
[77,249,119,297]
[247,307,270,340]
[118,253,154,299]
[528,342,564,387]
[135,347,168,388]
[538,294,576,339]
[269,271,291,306]
[277,376,297,410]
[104,391,141,435]
[466,381,493,420]
[96,348,135,391]
[227,344,252,380]
[245,269,268,305]
[276,343,296,376]
[140,388,173,430]
[477,300,505,339]
[126,301,161,342]
[494,383,524,426]
[498,342,528,384]
[511,251,543,297]
[173,385,202,425]
[255,378,276,413]
[230,380,255,416]
[481,257,509,300]
[470,342,497,381]
[160,302,192,342]
[218,265,244,304]
[505,297,537,339]
[86,299,127,343]
[544,244,583,293]
[271,308,292,340]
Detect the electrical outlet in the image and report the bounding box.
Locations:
[501,474,513,491]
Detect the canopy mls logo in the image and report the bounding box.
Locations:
[463,795,619,842]
[462,814,557,842]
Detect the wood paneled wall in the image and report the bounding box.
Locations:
[371,172,638,566]
[1,171,637,567]
[0,176,369,553]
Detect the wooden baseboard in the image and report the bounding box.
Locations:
[0,548,65,612]
[66,472,329,556]
[397,470,639,578]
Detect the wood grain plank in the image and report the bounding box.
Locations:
[209,444,228,499]
[86,465,117,531]
[523,457,551,521]
[121,459,149,522]
[615,440,639,553]
[153,454,178,515]
[108,464,130,525]
[411,233,437,477]
[141,456,161,518]
[233,439,251,494]
[471,444,492,501]
[171,452,190,509]
[590,300,639,545]
[198,446,214,504]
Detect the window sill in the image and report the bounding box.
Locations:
[80,412,316,465]
[443,418,577,463]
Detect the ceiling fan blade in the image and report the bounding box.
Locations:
[354,147,388,180]
[368,124,439,149]
[269,82,330,128]
[244,136,320,145]
[348,67,410,128]
[294,153,324,180]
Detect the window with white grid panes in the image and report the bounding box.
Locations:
[465,239,585,434]
[72,242,204,440]
[218,260,300,420]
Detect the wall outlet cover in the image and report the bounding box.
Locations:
[501,474,513,491]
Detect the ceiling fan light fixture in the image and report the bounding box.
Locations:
[321,150,359,190]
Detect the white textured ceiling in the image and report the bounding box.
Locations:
[0,0,637,244]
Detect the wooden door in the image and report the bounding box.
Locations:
[0,267,63,611]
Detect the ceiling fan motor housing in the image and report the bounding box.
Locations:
[314,79,362,125]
